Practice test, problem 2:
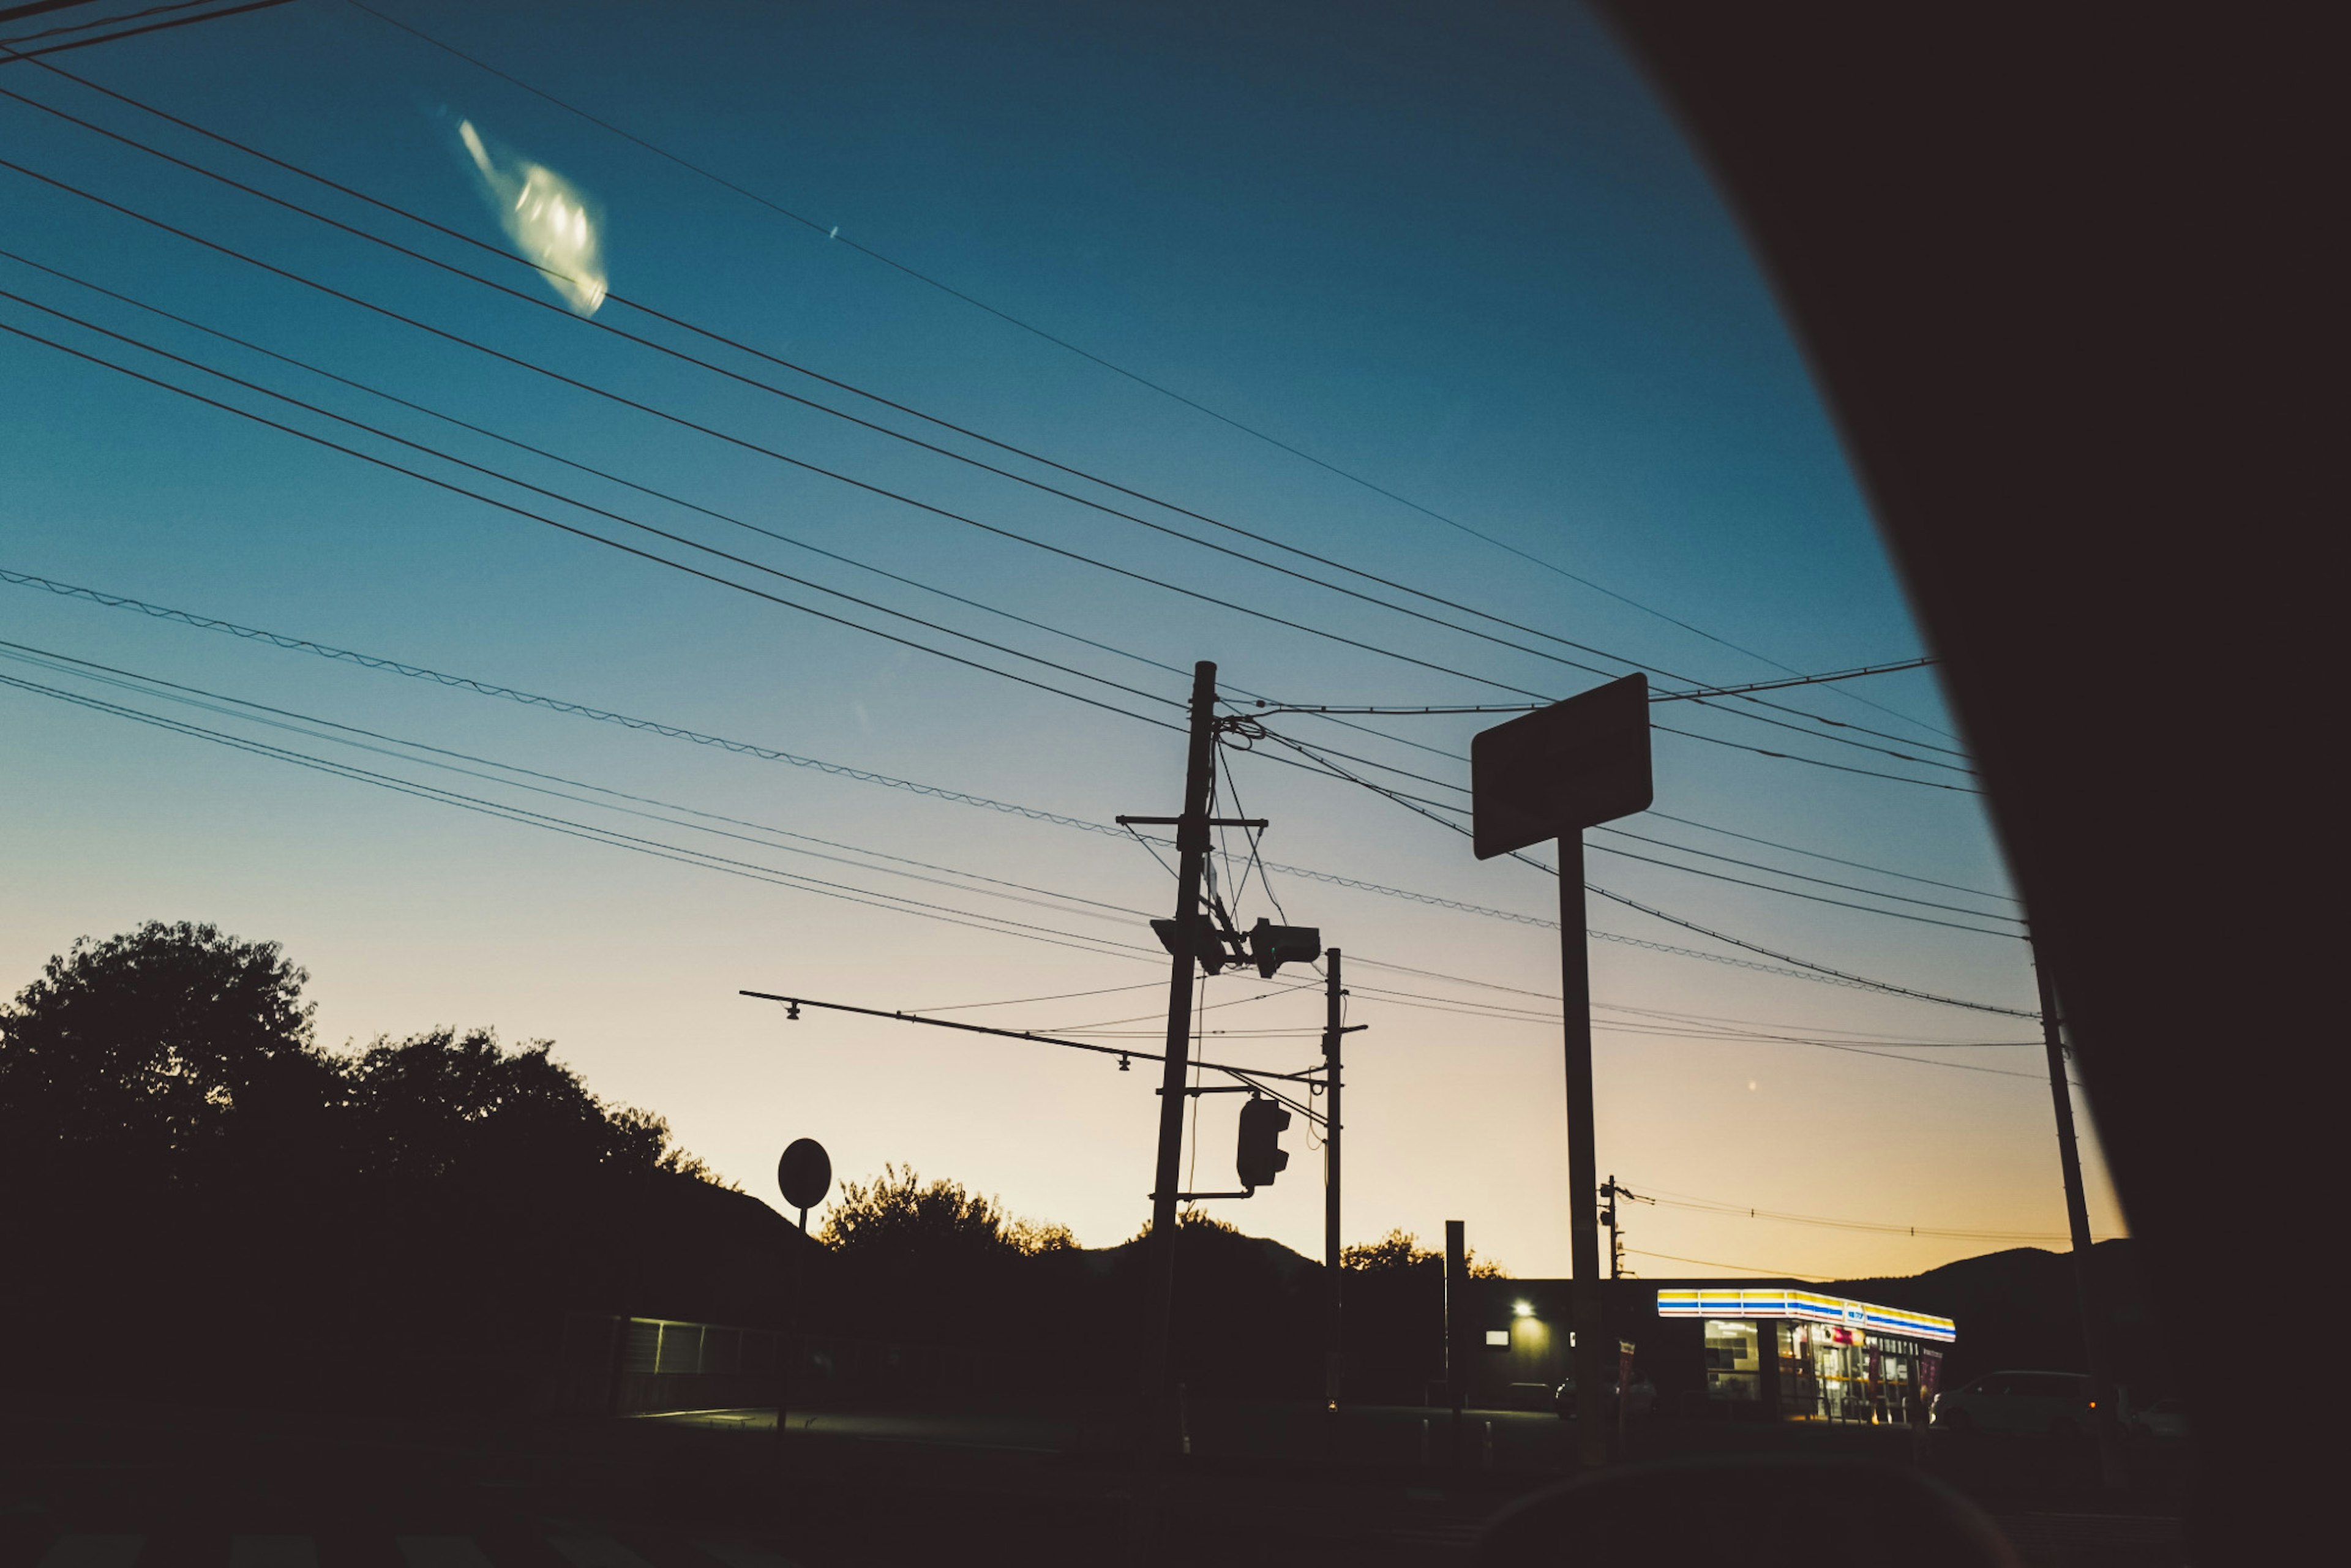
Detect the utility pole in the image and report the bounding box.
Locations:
[1444,1219,1468,1466]
[1323,948,1345,1411]
[2031,934,2127,1491]
[1602,1175,1622,1280]
[1599,1174,1650,1280]
[1138,660,1222,1450]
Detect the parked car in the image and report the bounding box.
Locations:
[2131,1396,2190,1439]
[1930,1370,2094,1436]
[1554,1373,1657,1421]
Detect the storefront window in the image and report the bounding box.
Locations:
[1777,1322,1817,1417]
[1875,1337,1921,1425]
[1703,1319,1760,1400]
[1816,1326,1867,1421]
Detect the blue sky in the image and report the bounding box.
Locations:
[0,0,2121,1278]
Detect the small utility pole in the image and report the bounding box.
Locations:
[1138,660,1222,1449]
[1599,1175,1649,1280]
[1323,948,1345,1410]
[1602,1175,1621,1280]
[1444,1219,1468,1466]
[2031,934,2127,1491]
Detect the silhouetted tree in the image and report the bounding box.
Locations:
[0,920,332,1172]
[822,1163,1073,1261]
[0,921,753,1411]
[1338,1230,1504,1402]
[1344,1227,1509,1278]
[342,1026,718,1185]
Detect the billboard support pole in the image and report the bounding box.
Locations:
[1559,834,1610,1471]
[1470,673,1653,1474]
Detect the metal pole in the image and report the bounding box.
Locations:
[1444,1219,1466,1466]
[1140,660,1220,1450]
[1323,948,1344,1411]
[1560,835,1609,1469]
[2031,934,2127,1491]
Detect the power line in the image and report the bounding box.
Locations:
[0,563,2019,1000]
[1596,999,2038,1047]
[1623,1248,1832,1282]
[0,244,1201,691]
[0,567,1156,836]
[0,639,1162,933]
[0,0,293,61]
[1583,836,2024,939]
[1584,883,2035,1018]
[2,1,242,46]
[1592,824,2021,920]
[0,244,1477,794]
[6,615,2048,1056]
[911,981,1170,1014]
[0,144,1588,711]
[336,0,1961,749]
[1247,656,1940,715]
[1335,981,2058,1081]
[1646,811,2017,903]
[18,597,1965,1029]
[736,989,1322,1108]
[1651,659,1940,702]
[1251,729,2036,1018]
[0,282,1192,719]
[0,77,1607,702]
[1649,720,1978,793]
[0,309,1188,734]
[0,668,1169,964]
[0,64,1973,769]
[1635,1184,2096,1245]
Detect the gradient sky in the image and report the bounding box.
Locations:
[0,0,2124,1281]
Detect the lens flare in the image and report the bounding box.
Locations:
[458,119,607,315]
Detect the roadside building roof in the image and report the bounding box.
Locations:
[1656,1286,1956,1343]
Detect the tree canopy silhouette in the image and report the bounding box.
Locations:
[822,1163,1074,1261]
[343,1026,718,1187]
[0,920,719,1185]
[1344,1227,1509,1278]
[0,920,328,1169]
[0,921,762,1410]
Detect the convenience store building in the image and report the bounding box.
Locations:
[1458,1278,1956,1423]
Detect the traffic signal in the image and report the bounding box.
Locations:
[1248,918,1321,978]
[1151,917,1232,973]
[1236,1095,1292,1190]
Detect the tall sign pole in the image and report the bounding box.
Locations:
[1472,674,1652,1473]
[1557,832,1608,1469]
[1323,948,1345,1410]
[1138,660,1222,1446]
[2031,936,2128,1491]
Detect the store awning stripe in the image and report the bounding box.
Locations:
[1655,1287,1957,1342]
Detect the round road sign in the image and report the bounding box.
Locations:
[777,1137,832,1212]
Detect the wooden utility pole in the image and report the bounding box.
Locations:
[1138,660,1221,1447]
[1323,948,1345,1409]
[2031,936,2127,1491]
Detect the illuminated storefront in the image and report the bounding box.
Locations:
[1452,1279,1957,1423]
[1658,1288,1955,1424]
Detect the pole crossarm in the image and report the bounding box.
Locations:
[1114,814,1269,828]
[737,988,1322,1086]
